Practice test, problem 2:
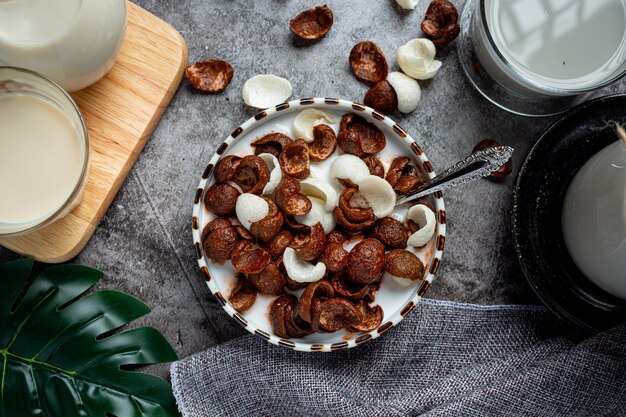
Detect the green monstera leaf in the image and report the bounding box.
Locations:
[0,259,180,417]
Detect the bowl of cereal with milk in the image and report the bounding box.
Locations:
[192,98,445,351]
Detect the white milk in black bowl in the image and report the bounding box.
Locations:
[562,126,626,299]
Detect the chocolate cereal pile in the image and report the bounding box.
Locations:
[201,110,436,338]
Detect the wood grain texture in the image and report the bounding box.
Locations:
[0,2,188,263]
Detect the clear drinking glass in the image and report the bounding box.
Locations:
[457,0,626,117]
[0,67,89,237]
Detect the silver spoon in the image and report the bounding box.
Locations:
[396,146,514,205]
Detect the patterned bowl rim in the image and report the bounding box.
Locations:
[192,98,446,352]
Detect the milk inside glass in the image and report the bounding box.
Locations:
[0,0,127,92]
[477,0,626,95]
[0,94,85,233]
[562,140,626,300]
[0,0,82,44]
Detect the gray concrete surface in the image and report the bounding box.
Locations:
[1,0,624,377]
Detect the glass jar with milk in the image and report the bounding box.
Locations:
[0,67,89,236]
[458,0,626,116]
[0,0,127,92]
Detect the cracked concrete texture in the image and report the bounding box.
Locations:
[1,0,625,377]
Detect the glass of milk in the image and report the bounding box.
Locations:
[458,0,626,116]
[0,67,89,236]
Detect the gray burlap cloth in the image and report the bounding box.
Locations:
[170,299,626,416]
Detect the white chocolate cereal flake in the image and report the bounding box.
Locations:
[397,39,442,80]
[386,72,421,113]
[407,203,436,246]
[358,176,396,218]
[235,193,269,229]
[283,247,326,283]
[329,154,370,186]
[396,0,420,9]
[242,74,292,108]
[299,178,338,212]
[258,153,282,195]
[294,197,336,234]
[293,109,335,143]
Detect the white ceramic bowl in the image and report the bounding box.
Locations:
[192,98,446,351]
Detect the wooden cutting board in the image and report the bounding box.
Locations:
[0,2,188,263]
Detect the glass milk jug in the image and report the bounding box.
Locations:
[0,0,127,92]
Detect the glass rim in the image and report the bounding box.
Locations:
[0,65,89,237]
[479,0,626,95]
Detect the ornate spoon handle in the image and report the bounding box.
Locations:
[396,146,514,205]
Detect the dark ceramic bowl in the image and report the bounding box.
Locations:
[512,94,626,333]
